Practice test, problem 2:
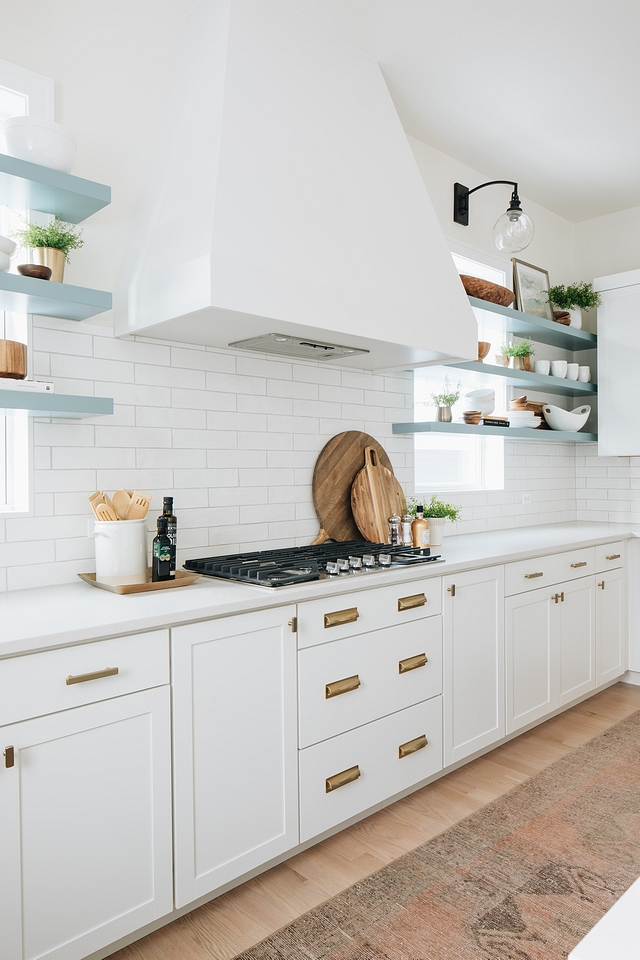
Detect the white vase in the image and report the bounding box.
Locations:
[568,307,582,329]
[426,516,446,547]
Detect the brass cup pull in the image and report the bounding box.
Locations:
[598,581,605,590]
[399,653,428,674]
[4,745,15,768]
[324,607,359,629]
[606,554,621,561]
[325,675,361,699]
[398,734,428,759]
[397,593,426,612]
[525,572,544,579]
[326,765,361,793]
[66,666,119,686]
[571,561,587,568]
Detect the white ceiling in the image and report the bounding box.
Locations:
[286,0,640,222]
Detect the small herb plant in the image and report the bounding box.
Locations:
[504,339,535,358]
[13,217,84,263]
[423,494,461,522]
[430,376,462,407]
[547,282,601,311]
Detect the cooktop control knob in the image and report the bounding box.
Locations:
[378,554,392,567]
[326,561,340,575]
[349,556,363,570]
[337,558,350,572]
[362,554,376,568]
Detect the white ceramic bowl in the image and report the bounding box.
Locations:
[0,251,10,272]
[1,117,76,173]
[0,234,16,257]
[465,388,495,416]
[542,404,591,432]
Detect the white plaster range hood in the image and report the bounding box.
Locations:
[115,0,477,370]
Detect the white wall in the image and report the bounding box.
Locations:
[575,204,640,282]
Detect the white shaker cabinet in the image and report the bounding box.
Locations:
[595,269,640,456]
[171,606,298,909]
[0,688,172,960]
[443,566,505,765]
[506,586,555,734]
[556,576,596,706]
[596,566,626,686]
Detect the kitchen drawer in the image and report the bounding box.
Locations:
[594,541,625,572]
[298,617,442,748]
[504,548,595,596]
[0,630,169,726]
[299,696,442,843]
[297,576,441,649]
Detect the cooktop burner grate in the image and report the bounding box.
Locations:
[183,542,442,587]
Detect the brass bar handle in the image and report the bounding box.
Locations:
[447,584,455,597]
[598,581,605,590]
[324,607,359,629]
[326,765,361,793]
[325,675,361,699]
[66,666,119,686]
[399,653,428,674]
[4,746,14,769]
[570,562,587,568]
[398,734,428,759]
[560,591,565,602]
[552,593,559,604]
[606,554,621,561]
[525,572,544,579]
[288,617,297,633]
[397,593,426,612]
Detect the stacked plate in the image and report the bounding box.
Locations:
[508,411,542,430]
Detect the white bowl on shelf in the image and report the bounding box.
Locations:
[465,388,495,416]
[0,251,11,272]
[1,117,77,173]
[0,234,16,257]
[542,404,591,432]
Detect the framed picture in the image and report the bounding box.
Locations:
[512,259,553,321]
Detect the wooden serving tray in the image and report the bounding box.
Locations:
[78,570,200,594]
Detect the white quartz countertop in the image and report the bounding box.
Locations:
[1,521,636,658]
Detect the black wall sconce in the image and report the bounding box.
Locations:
[453,180,535,253]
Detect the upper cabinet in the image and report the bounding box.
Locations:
[114,0,477,370]
[595,269,640,456]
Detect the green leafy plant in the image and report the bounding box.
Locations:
[13,217,84,263]
[547,282,601,311]
[430,376,462,407]
[504,339,536,358]
[423,494,461,522]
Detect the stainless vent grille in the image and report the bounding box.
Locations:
[228,333,369,362]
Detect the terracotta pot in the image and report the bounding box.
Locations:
[0,339,27,379]
[31,247,65,282]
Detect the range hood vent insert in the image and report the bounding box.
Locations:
[228,333,369,362]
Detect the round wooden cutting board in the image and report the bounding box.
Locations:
[311,431,394,544]
[351,446,406,544]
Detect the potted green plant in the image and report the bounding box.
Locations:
[431,376,462,423]
[422,493,461,546]
[13,217,84,282]
[547,282,601,330]
[504,339,536,371]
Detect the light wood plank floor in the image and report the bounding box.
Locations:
[107,682,640,960]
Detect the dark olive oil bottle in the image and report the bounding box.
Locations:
[162,496,177,571]
[152,516,173,581]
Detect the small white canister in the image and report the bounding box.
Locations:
[94,518,148,585]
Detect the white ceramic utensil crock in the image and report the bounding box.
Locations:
[94,518,148,585]
[542,404,591,432]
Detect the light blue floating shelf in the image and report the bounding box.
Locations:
[0,153,111,223]
[445,361,597,398]
[0,272,111,321]
[0,390,113,419]
[468,296,597,352]
[392,420,597,443]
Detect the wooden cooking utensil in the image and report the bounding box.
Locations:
[311,431,394,544]
[95,501,118,521]
[88,491,106,518]
[126,491,151,520]
[112,488,131,520]
[351,446,406,543]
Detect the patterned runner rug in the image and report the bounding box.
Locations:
[236,710,640,960]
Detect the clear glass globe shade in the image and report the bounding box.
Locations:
[492,211,535,253]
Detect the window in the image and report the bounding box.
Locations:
[0,59,53,515]
[414,243,511,495]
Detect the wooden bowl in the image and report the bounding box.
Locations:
[0,339,27,379]
[460,275,515,307]
[477,340,491,362]
[17,263,52,280]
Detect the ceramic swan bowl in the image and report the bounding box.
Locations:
[542,404,591,432]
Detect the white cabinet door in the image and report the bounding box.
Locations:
[444,566,505,765]
[595,274,640,456]
[596,567,626,686]
[556,577,596,706]
[0,688,172,960]
[506,586,555,734]
[172,606,298,908]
